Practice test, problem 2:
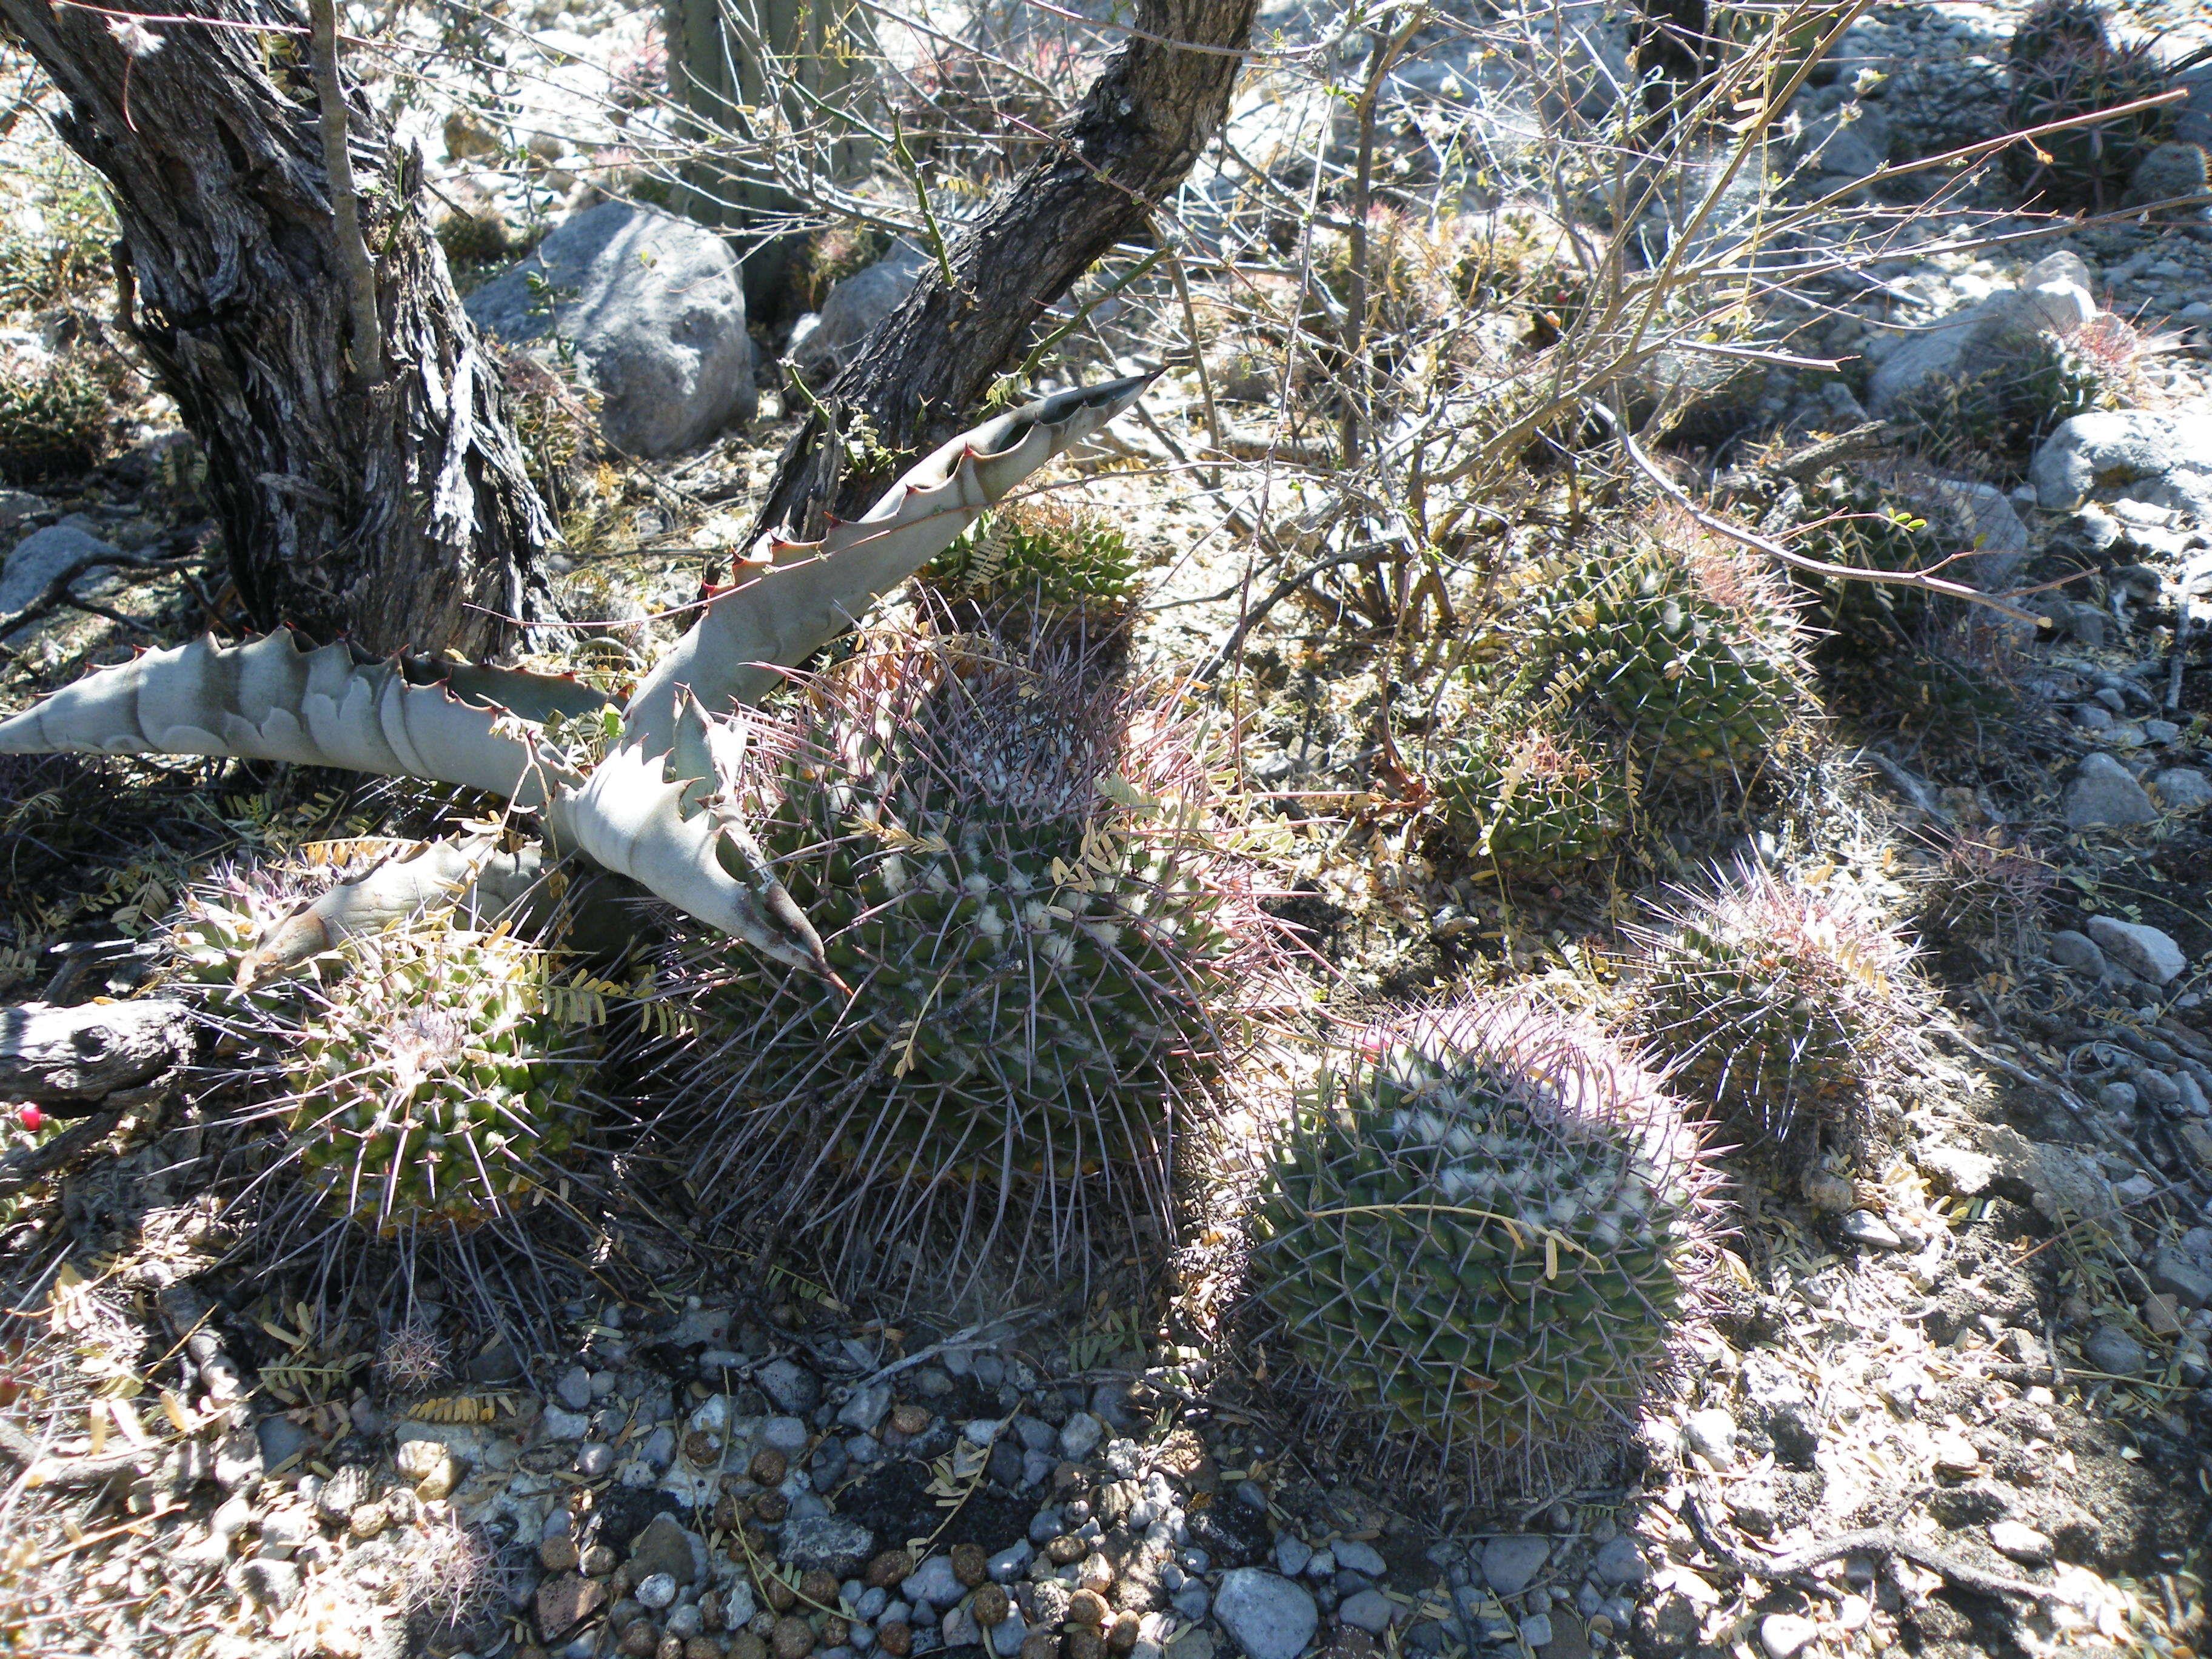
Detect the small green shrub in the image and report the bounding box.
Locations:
[0,349,111,484]
[919,496,1142,635]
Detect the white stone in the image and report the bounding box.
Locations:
[2086,915,2188,985]
[1760,1612,1818,1659]
[1212,1569,1318,1659]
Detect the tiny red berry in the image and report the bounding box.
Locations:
[18,1104,42,1132]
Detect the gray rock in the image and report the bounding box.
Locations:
[838,1382,893,1433]
[555,1366,593,1412]
[1339,1590,1396,1634]
[0,491,44,532]
[541,1406,591,1440]
[1869,253,2096,418]
[1683,1409,1738,1467]
[782,1514,876,1572]
[2076,703,2115,731]
[1518,1614,1553,1650]
[1794,100,1889,179]
[1275,1535,1313,1578]
[1213,1569,1319,1659]
[1840,1209,1905,1250]
[757,1358,822,1415]
[2,525,118,637]
[636,1572,679,1610]
[2065,752,2161,831]
[902,1555,965,1609]
[760,1415,813,1456]
[575,1442,613,1477]
[2049,930,2109,974]
[2033,410,2212,517]
[1759,1613,1817,1659]
[2086,914,2188,984]
[2085,1324,2147,1376]
[1988,1520,2052,1564]
[2152,1250,2212,1307]
[638,1425,675,1470]
[1058,1412,1105,1461]
[1480,1535,1552,1596]
[463,201,757,458]
[258,1508,316,1557]
[1332,1540,1386,1578]
[791,244,928,381]
[2154,769,2212,813]
[991,1611,1030,1657]
[241,1557,304,1610]
[1591,1537,1646,1586]
[1918,476,2030,590]
[253,1415,313,1472]
[214,1427,263,1493]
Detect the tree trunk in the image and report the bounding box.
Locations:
[746,0,1256,546]
[0,0,554,659]
[666,0,877,308]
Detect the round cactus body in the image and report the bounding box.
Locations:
[1538,529,1804,780]
[1630,867,1909,1171]
[162,862,338,1019]
[286,928,596,1235]
[2005,1,2176,206]
[1432,711,1627,873]
[1249,1003,1718,1496]
[687,634,1286,1257]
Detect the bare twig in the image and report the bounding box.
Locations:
[308,0,383,381]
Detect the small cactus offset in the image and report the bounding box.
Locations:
[1430,706,1628,874]
[1248,1001,1720,1498]
[680,630,1291,1265]
[2005,0,2177,207]
[278,926,600,1235]
[1535,516,1806,781]
[1628,865,1912,1173]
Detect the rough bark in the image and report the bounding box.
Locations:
[0,999,190,1108]
[745,0,1258,544]
[0,0,554,659]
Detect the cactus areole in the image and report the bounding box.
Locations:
[0,378,1155,968]
[1251,1004,1720,1496]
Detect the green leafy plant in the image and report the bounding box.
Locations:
[1628,865,1912,1174]
[1248,1000,1719,1498]
[0,348,111,484]
[678,629,1290,1266]
[919,495,1142,635]
[1535,513,1807,781]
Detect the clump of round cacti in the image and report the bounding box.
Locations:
[1247,1001,1719,1498]
[2005,0,2177,208]
[683,631,1290,1267]
[159,860,341,1020]
[0,346,110,484]
[1535,514,1806,781]
[1890,321,2123,475]
[281,926,598,1236]
[1628,865,1911,1174]
[1429,703,1628,874]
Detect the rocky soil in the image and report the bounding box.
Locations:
[2,1,2212,1658]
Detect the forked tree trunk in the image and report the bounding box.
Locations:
[746,0,1258,545]
[0,0,553,659]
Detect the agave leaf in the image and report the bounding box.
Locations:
[544,696,839,982]
[623,373,1158,756]
[0,632,608,808]
[238,833,642,984]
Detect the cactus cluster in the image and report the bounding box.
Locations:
[281,926,598,1235]
[0,346,110,484]
[682,631,1287,1262]
[1429,704,1629,874]
[2005,0,2177,207]
[1628,866,1911,1173]
[1535,523,1806,782]
[1247,1001,1718,1498]
[1890,323,2119,473]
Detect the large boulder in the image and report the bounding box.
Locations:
[1866,251,2097,418]
[788,243,928,382]
[464,202,756,459]
[2031,409,2212,518]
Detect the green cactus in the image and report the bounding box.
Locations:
[0,348,110,484]
[283,926,598,1235]
[2005,0,2176,207]
[1890,324,2117,472]
[162,861,341,1020]
[1535,528,1806,781]
[1789,473,1950,648]
[1629,866,1909,1173]
[1430,706,1628,874]
[685,631,1286,1261]
[1248,1002,1718,1496]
